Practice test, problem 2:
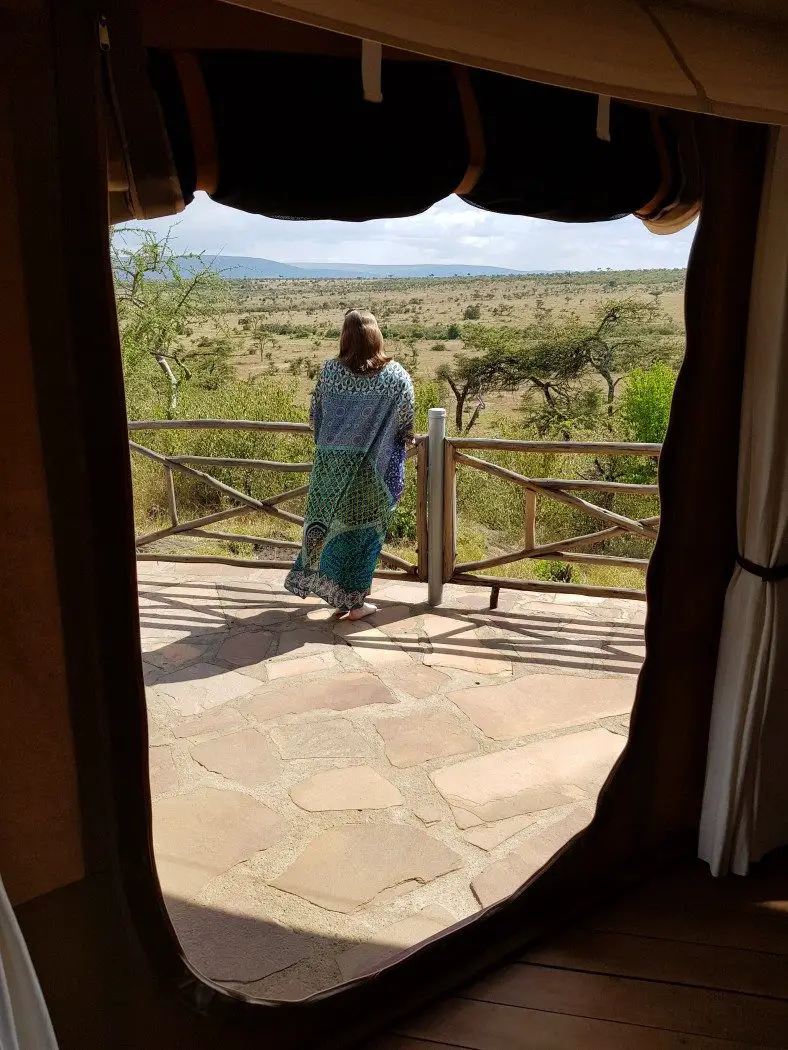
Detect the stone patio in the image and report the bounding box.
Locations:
[141,562,645,1000]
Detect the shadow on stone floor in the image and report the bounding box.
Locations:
[140,583,645,683]
[161,892,455,999]
[143,568,640,998]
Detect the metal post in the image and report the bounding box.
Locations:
[427,408,446,607]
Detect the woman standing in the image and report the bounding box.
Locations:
[285,309,415,620]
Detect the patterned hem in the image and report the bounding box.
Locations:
[284,569,368,611]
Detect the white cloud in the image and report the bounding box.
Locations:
[133,192,696,271]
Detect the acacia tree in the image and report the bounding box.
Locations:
[521,299,681,436]
[112,226,235,418]
[436,325,525,432]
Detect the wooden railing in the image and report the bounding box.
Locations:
[129,419,662,602]
[129,420,428,581]
[444,437,661,603]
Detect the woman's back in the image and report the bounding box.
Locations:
[285,310,414,616]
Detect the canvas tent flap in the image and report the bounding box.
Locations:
[220,0,788,124]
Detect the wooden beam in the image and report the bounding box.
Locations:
[451,572,646,601]
[453,437,661,456]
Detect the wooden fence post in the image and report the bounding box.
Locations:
[427,408,446,606]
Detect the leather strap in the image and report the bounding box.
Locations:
[453,66,485,197]
[172,50,218,194]
[736,552,788,583]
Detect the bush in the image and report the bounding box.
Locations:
[533,560,575,583]
[446,323,462,339]
[386,504,417,541]
[618,362,676,444]
[463,304,481,320]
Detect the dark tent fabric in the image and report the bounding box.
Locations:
[145,47,678,225]
[197,50,467,221]
[460,69,663,222]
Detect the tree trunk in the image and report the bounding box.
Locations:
[455,392,466,432]
[155,354,179,419]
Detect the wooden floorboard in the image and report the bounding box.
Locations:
[462,963,788,1046]
[371,1038,467,1050]
[393,998,766,1050]
[521,928,788,998]
[370,852,788,1049]
[584,872,788,955]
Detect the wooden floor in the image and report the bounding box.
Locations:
[373,850,788,1049]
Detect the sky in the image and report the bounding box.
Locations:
[138,191,696,272]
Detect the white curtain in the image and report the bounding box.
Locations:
[699,126,788,877]
[0,877,58,1050]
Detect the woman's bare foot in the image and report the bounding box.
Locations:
[342,602,378,621]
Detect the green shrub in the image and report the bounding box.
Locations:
[533,560,575,583]
[618,362,676,444]
[463,304,481,320]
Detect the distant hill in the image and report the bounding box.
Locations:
[207,256,528,279]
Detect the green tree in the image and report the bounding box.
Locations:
[520,300,681,437]
[112,226,236,418]
[437,325,525,432]
[618,362,677,443]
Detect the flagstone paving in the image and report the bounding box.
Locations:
[141,562,645,1000]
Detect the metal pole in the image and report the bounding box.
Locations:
[427,408,446,607]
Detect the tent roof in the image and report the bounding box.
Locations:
[216,0,788,124]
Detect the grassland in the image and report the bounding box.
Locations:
[126,268,685,590]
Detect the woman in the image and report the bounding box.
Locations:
[285,309,415,620]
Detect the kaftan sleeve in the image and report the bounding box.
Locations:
[397,370,415,442]
[309,366,324,433]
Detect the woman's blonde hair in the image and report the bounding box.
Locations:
[338,309,391,374]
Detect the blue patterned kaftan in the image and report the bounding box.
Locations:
[284,359,415,610]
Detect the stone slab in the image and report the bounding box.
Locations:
[337,906,455,980]
[374,711,477,768]
[372,581,428,604]
[216,630,275,669]
[333,620,414,667]
[389,665,450,699]
[149,747,178,796]
[471,806,594,907]
[430,728,625,822]
[413,803,443,825]
[270,824,462,913]
[421,616,512,674]
[143,641,205,670]
[266,652,336,680]
[271,719,371,760]
[191,729,282,787]
[424,650,512,675]
[155,662,258,716]
[171,707,247,740]
[166,890,310,983]
[447,673,636,741]
[290,766,402,811]
[464,814,538,851]
[275,627,335,659]
[450,807,483,830]
[369,605,424,638]
[153,787,284,897]
[240,673,396,721]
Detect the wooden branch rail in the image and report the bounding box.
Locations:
[129,425,426,581]
[454,452,659,540]
[452,437,661,456]
[128,419,312,433]
[447,437,662,602]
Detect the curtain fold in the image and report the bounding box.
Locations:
[0,877,58,1050]
[699,127,788,877]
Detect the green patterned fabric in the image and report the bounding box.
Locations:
[285,359,414,610]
